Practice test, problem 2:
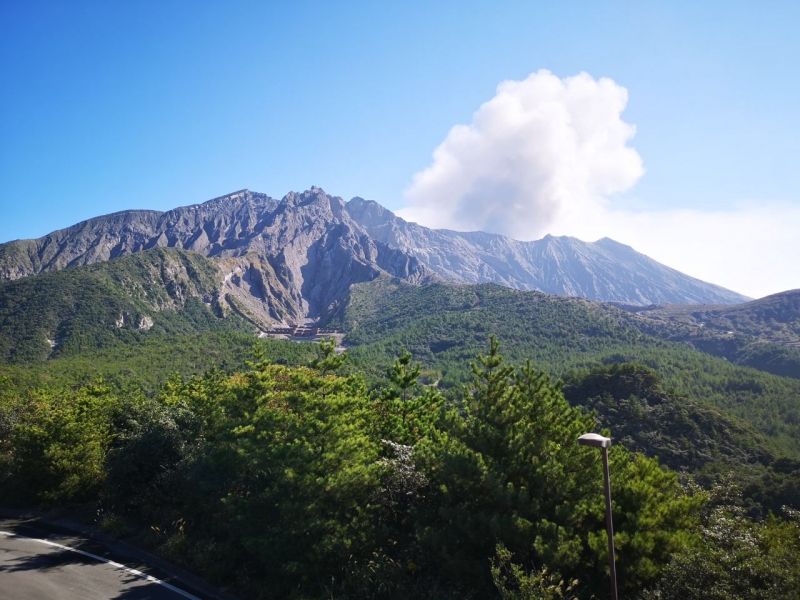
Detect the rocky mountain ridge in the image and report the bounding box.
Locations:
[0,189,432,325]
[345,197,749,305]
[0,188,749,321]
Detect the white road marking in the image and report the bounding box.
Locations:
[0,530,201,599]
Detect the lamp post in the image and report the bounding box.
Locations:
[578,433,618,600]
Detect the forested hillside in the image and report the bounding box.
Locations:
[0,248,245,362]
[628,289,800,379]
[4,340,797,599]
[0,331,316,393]
[1,256,799,598]
[341,279,800,458]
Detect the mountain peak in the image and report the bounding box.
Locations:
[346,197,394,228]
[594,236,634,251]
[202,188,251,203]
[0,189,751,307]
[278,188,346,219]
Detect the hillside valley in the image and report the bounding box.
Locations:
[2,189,799,600]
[340,279,800,451]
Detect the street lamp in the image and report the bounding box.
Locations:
[578,433,618,600]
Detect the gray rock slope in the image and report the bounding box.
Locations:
[0,188,748,322]
[0,188,431,325]
[345,197,749,305]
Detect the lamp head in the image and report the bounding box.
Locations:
[577,433,612,449]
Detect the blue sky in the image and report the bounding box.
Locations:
[1,1,798,296]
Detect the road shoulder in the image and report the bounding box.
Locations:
[0,507,238,600]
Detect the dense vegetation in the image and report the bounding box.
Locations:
[4,258,799,457]
[0,248,244,363]
[0,331,317,394]
[1,340,797,599]
[2,261,800,597]
[628,289,800,379]
[562,363,800,517]
[341,280,800,458]
[635,288,800,345]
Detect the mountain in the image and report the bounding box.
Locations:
[345,196,749,305]
[626,289,800,378]
[0,188,432,326]
[1,188,748,310]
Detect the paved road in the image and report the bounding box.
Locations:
[0,519,203,599]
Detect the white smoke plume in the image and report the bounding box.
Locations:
[399,70,644,239]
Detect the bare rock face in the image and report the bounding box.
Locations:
[0,188,433,326]
[345,197,749,306]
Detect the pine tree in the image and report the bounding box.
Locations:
[311,337,346,375]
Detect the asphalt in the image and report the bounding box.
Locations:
[0,516,221,599]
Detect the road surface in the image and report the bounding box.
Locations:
[0,518,206,599]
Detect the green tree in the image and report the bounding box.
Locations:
[211,361,385,596]
[492,543,579,600]
[310,337,346,375]
[388,349,421,404]
[378,349,442,444]
[415,339,701,596]
[644,486,800,600]
[0,381,116,503]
